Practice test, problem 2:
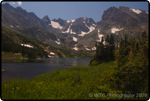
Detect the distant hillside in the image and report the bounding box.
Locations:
[1,26,94,59]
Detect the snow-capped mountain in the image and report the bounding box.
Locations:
[2,3,148,51]
[96,6,148,36]
[42,16,97,48]
[77,6,148,50]
[42,17,96,38]
[60,17,96,36]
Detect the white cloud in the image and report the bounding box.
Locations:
[17,1,22,6]
[9,1,22,6]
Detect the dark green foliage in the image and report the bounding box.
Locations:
[109,31,149,94]
[1,27,48,59]
[91,34,116,65]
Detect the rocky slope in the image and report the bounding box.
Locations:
[77,6,148,50]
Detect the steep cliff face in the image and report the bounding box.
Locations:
[77,6,148,50]
[96,6,148,35]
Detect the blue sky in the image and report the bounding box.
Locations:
[2,1,149,23]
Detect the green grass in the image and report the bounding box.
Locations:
[1,61,148,100]
[1,52,26,59]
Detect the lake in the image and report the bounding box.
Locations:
[2,58,91,81]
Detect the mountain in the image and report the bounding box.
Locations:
[95,6,148,36]
[1,3,148,51]
[77,6,149,50]
[2,3,62,46]
[2,3,48,30]
[47,17,97,49]
[42,16,96,39]
[51,17,96,36]
[1,3,96,49]
[42,15,51,26]
[2,26,94,58]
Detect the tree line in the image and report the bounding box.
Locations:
[2,33,48,59]
[90,33,116,65]
[91,31,149,94]
[110,31,149,94]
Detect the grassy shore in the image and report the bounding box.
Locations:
[1,61,148,100]
[1,52,26,59]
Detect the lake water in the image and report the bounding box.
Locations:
[2,58,91,81]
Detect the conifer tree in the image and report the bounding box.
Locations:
[110,31,149,93]
[109,34,115,60]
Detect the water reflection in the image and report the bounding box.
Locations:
[2,58,91,81]
[2,63,70,81]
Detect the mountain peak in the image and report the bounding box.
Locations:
[107,6,120,12]
[119,6,129,9]
[2,3,13,9]
[42,15,51,25]
[2,3,11,6]
[42,15,50,20]
[16,6,28,13]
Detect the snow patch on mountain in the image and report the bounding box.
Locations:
[10,25,13,28]
[21,44,33,48]
[51,21,63,29]
[48,55,51,57]
[62,23,72,33]
[130,8,142,14]
[103,41,106,45]
[84,46,91,51]
[55,39,60,45]
[98,29,100,33]
[62,23,76,34]
[62,19,95,36]
[50,52,55,55]
[78,31,88,36]
[70,29,76,34]
[73,37,78,42]
[71,19,75,22]
[78,22,96,36]
[73,44,78,51]
[89,26,95,32]
[146,11,148,14]
[92,47,96,50]
[67,20,71,23]
[16,25,19,27]
[83,22,95,34]
[92,23,96,27]
[73,47,78,51]
[98,34,104,42]
[97,29,104,42]
[111,27,123,33]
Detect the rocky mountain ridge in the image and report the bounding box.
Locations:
[2,3,148,51]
